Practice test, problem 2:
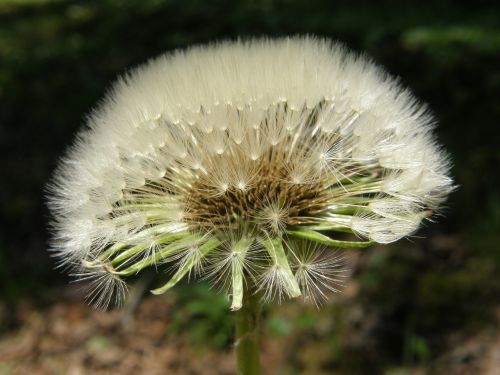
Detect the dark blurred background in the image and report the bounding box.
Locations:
[1,0,499,374]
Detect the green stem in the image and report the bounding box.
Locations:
[235,289,262,375]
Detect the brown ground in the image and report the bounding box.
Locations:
[0,287,499,375]
[0,289,236,375]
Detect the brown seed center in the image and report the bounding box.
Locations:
[184,150,330,231]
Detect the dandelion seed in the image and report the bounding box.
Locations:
[47,37,453,310]
[72,261,128,309]
[253,197,290,235]
[288,240,349,308]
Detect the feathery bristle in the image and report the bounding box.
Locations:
[47,37,453,309]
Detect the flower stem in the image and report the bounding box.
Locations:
[235,289,262,375]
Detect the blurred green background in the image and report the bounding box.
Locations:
[1,0,499,374]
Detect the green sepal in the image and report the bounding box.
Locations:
[297,223,353,233]
[112,233,200,276]
[230,237,253,311]
[231,261,245,311]
[111,231,191,266]
[287,228,374,248]
[151,237,222,295]
[260,236,301,298]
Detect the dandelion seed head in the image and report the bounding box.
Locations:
[47,37,453,309]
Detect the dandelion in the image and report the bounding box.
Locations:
[47,37,453,374]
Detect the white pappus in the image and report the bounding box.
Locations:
[47,37,454,309]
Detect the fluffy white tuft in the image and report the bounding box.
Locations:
[47,37,453,309]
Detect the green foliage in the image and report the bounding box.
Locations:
[402,26,500,57]
[352,237,499,372]
[468,194,500,263]
[86,335,114,352]
[267,315,293,337]
[0,362,12,375]
[169,283,233,349]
